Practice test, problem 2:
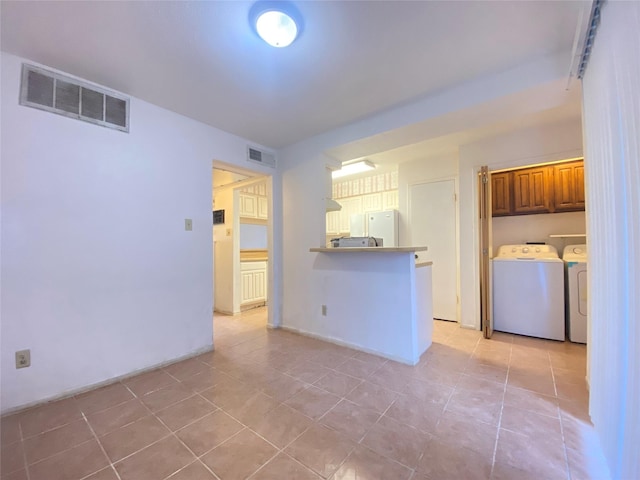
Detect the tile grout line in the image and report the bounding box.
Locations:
[197,425,279,478]
[163,459,219,480]
[80,411,123,480]
[18,422,32,480]
[489,336,513,479]
[149,382,316,480]
[18,400,85,439]
[150,409,223,480]
[202,375,381,480]
[244,426,317,480]
[549,350,573,480]
[88,386,182,472]
[346,393,428,475]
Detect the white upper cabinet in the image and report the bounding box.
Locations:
[382,190,399,211]
[258,196,268,219]
[239,193,258,218]
[239,179,268,220]
[362,193,383,213]
[326,210,341,235]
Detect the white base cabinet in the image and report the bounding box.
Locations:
[241,261,268,306]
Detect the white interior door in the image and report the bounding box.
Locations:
[410,180,457,321]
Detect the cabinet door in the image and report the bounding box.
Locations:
[241,261,267,304]
[337,197,362,233]
[326,210,341,235]
[553,161,585,212]
[338,200,351,233]
[513,167,552,214]
[257,196,268,219]
[361,193,382,213]
[382,190,399,211]
[241,270,255,303]
[254,268,267,301]
[239,193,257,218]
[491,172,512,216]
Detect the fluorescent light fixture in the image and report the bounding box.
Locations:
[250,2,303,48]
[332,160,376,179]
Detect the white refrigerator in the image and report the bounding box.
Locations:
[350,210,399,247]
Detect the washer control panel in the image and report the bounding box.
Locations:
[496,244,560,259]
[562,244,588,261]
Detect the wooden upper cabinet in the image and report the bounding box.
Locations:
[553,161,585,212]
[491,172,512,216]
[490,159,584,217]
[512,166,553,214]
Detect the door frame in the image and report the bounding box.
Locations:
[478,166,492,338]
[469,155,585,331]
[212,161,276,327]
[407,175,461,323]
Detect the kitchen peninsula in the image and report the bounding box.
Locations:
[304,246,432,365]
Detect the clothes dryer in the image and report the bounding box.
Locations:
[563,244,588,343]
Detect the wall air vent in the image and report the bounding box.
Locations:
[247,146,276,168]
[20,64,129,133]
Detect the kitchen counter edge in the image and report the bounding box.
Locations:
[309,247,429,253]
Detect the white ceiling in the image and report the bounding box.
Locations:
[328,77,584,165]
[369,101,582,166]
[1,1,587,149]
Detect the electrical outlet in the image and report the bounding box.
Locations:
[185,219,193,231]
[321,305,327,316]
[16,350,30,369]
[226,228,232,236]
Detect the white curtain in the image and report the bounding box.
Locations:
[581,1,640,478]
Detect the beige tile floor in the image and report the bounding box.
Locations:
[1,307,610,480]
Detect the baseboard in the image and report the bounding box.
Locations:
[279,325,418,365]
[240,301,266,312]
[1,344,214,417]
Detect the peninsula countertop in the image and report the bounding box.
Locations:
[309,246,429,253]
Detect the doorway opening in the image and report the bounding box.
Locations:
[478,157,586,340]
[212,161,273,347]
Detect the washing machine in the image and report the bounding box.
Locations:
[492,244,565,341]
[563,244,588,343]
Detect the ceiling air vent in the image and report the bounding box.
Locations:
[20,64,129,133]
[247,146,276,168]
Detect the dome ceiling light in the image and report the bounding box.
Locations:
[250,1,303,48]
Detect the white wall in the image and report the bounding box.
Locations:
[281,150,333,329]
[398,152,459,247]
[213,187,236,314]
[239,224,268,250]
[284,252,431,364]
[0,53,278,412]
[581,1,640,477]
[457,119,583,328]
[492,211,586,253]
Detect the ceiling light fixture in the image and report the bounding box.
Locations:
[332,160,377,179]
[250,1,303,48]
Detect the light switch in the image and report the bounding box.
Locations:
[185,219,193,231]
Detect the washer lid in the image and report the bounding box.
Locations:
[495,244,560,259]
[563,244,588,261]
